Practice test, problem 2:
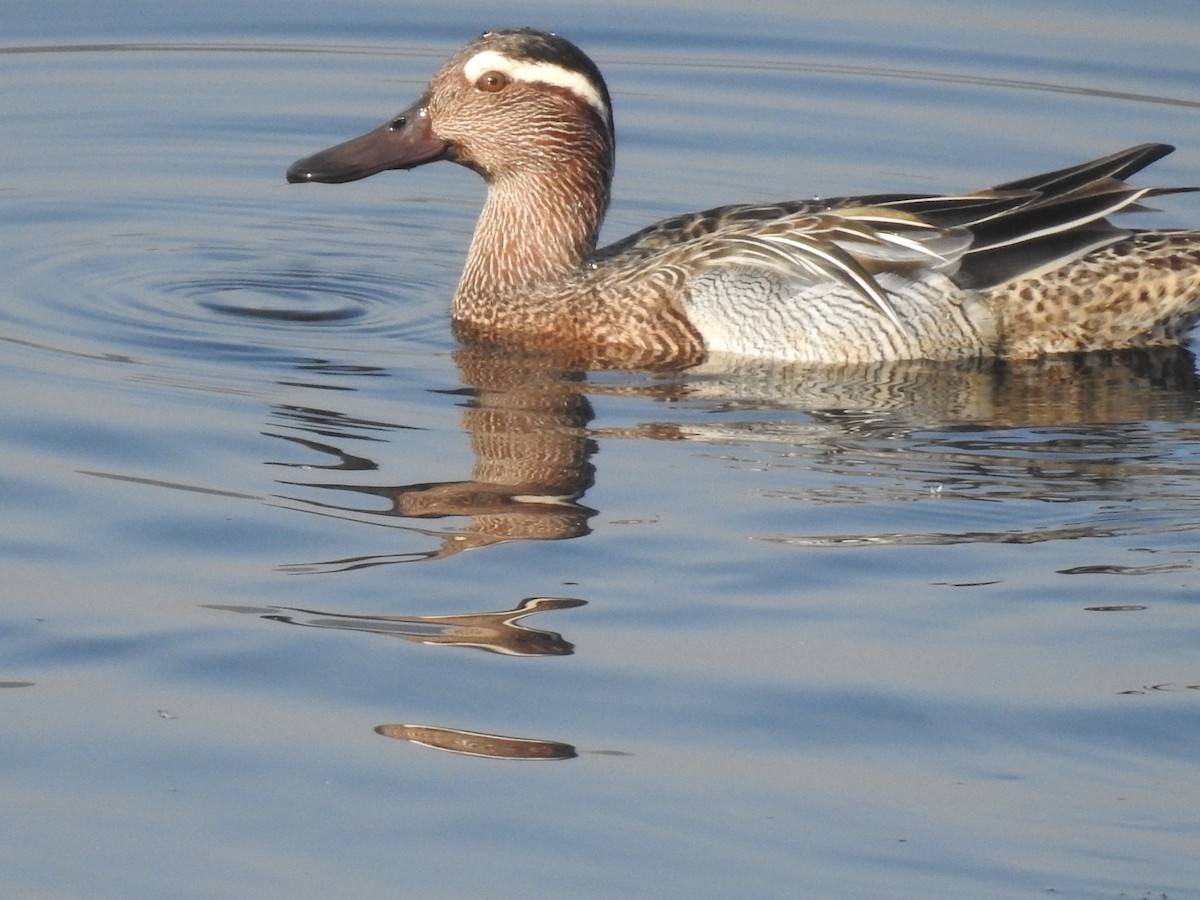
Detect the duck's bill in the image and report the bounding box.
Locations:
[286,100,449,184]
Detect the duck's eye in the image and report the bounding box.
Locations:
[475,70,509,93]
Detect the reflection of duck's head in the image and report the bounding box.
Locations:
[290,29,1200,370]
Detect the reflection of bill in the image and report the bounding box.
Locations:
[208,596,586,657]
[376,723,577,760]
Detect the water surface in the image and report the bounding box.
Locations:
[3,3,1200,898]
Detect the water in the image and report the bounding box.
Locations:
[4,3,1200,898]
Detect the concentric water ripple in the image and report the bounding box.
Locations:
[3,41,465,389]
[3,200,455,385]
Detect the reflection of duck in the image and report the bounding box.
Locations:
[678,346,1200,427]
[288,28,1200,369]
[263,345,1197,565]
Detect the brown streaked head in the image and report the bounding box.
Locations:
[287,28,615,186]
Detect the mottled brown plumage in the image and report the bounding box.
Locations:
[996,232,1200,356]
[288,28,1200,370]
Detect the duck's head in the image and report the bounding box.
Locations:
[287,28,615,187]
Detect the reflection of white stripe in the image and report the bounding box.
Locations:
[462,50,609,124]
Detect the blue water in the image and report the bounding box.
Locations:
[3,3,1200,898]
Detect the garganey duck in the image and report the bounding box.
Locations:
[288,28,1200,370]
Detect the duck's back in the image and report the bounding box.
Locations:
[596,144,1200,364]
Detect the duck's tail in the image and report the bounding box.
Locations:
[985,230,1200,356]
[905,143,1200,357]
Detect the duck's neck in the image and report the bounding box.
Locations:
[452,153,612,325]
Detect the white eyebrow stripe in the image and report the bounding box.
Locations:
[462,49,609,124]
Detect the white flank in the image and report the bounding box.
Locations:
[462,49,609,124]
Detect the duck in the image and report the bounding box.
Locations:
[287,27,1200,370]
